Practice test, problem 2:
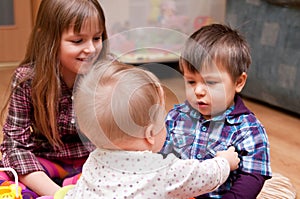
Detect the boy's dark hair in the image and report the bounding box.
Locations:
[179,23,251,81]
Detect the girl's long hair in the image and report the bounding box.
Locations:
[1,0,108,148]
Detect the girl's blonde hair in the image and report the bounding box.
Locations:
[74,61,165,148]
[1,0,108,147]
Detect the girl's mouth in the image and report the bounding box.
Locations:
[77,57,94,62]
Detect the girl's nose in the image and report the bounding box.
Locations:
[83,41,96,54]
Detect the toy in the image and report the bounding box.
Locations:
[54,185,74,199]
[0,168,22,199]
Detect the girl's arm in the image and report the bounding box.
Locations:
[19,171,61,196]
[1,68,45,174]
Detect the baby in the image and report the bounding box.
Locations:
[61,61,239,199]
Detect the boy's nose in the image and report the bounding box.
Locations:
[194,83,207,96]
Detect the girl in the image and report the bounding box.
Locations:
[0,0,108,197]
[58,61,240,198]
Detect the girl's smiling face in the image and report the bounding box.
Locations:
[183,62,246,119]
[59,16,103,87]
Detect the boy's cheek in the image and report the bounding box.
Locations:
[185,86,195,97]
[185,90,196,105]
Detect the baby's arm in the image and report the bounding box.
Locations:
[166,147,239,198]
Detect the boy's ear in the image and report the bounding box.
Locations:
[235,72,247,93]
[145,124,155,145]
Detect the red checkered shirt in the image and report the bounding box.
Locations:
[0,64,95,175]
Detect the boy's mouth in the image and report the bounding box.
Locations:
[197,101,209,109]
[198,101,208,105]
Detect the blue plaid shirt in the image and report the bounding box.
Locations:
[161,95,272,198]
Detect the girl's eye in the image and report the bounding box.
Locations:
[72,39,83,44]
[93,36,102,41]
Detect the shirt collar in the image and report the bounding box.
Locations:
[229,95,252,116]
[176,95,252,124]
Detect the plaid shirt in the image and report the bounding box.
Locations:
[0,64,95,175]
[161,95,272,198]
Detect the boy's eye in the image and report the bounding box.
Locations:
[187,80,196,85]
[206,81,217,85]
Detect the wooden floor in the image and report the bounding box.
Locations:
[0,67,299,197]
[244,99,300,198]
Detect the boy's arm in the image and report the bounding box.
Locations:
[221,111,271,199]
[222,171,266,199]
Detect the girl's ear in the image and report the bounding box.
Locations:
[235,72,247,93]
[145,124,155,145]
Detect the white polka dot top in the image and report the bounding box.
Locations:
[64,148,230,199]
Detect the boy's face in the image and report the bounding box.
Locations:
[183,63,243,119]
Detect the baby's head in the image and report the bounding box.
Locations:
[74,61,166,151]
[179,23,251,82]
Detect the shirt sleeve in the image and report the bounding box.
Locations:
[165,157,230,198]
[0,68,45,175]
[225,114,272,198]
[222,171,267,199]
[234,122,272,177]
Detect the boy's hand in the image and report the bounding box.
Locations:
[216,146,240,171]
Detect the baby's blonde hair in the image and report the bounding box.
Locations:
[74,61,165,148]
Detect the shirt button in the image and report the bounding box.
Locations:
[71,118,75,124]
[196,154,202,159]
[201,126,207,132]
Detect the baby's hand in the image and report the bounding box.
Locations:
[216,146,240,171]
